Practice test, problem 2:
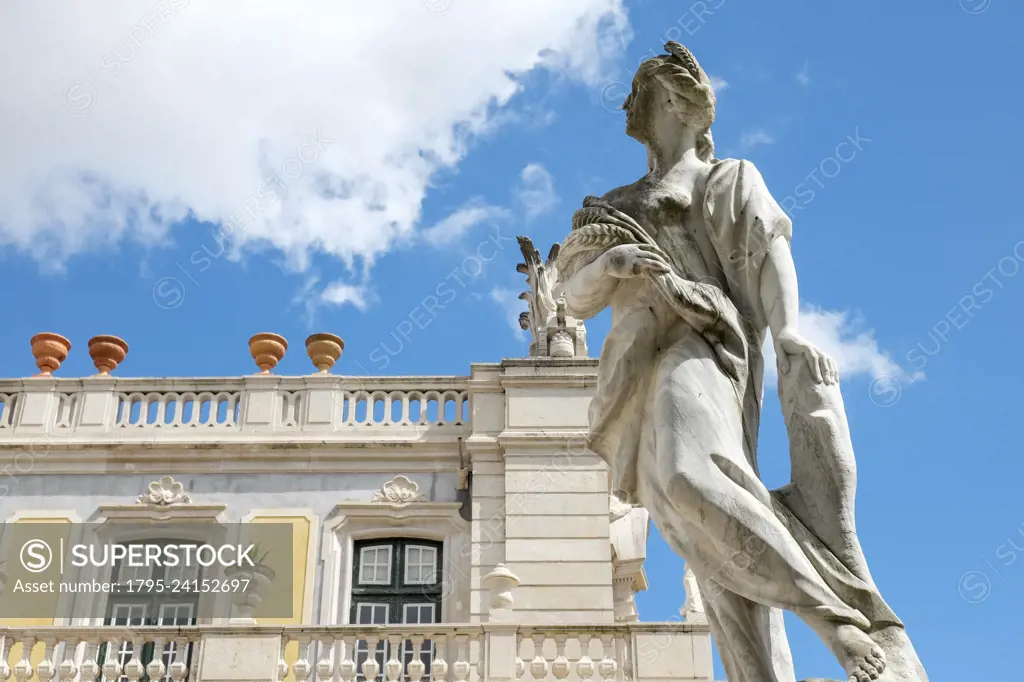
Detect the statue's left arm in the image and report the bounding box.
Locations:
[704,158,838,385]
[761,238,838,384]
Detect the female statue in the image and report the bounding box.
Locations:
[555,43,928,682]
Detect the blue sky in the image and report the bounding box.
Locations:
[1,1,1022,678]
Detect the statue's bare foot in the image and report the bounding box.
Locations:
[835,625,886,682]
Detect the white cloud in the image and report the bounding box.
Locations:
[320,281,371,311]
[796,62,810,87]
[515,163,557,219]
[421,202,509,246]
[738,129,776,151]
[709,75,729,93]
[490,287,527,340]
[763,306,924,383]
[0,1,630,272]
[292,275,373,325]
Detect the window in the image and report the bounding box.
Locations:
[100,540,199,682]
[351,539,442,682]
[358,545,393,585]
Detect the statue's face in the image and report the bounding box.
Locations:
[623,76,659,143]
[623,59,715,144]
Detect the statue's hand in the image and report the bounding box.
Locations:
[774,328,838,385]
[601,244,671,279]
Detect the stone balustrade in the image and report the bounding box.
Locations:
[0,376,471,445]
[0,622,711,682]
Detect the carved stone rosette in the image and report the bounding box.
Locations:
[371,475,424,504]
[137,476,192,506]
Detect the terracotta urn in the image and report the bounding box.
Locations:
[249,333,287,373]
[30,333,71,376]
[305,333,344,373]
[87,335,128,375]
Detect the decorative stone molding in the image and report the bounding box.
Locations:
[609,493,632,522]
[610,495,649,623]
[137,475,192,505]
[371,475,424,504]
[516,236,587,358]
[612,574,640,623]
[320,501,470,624]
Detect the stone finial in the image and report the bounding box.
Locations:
[482,564,520,620]
[137,476,192,505]
[372,475,424,504]
[30,333,71,377]
[305,332,344,373]
[249,333,287,373]
[681,566,708,624]
[87,335,128,375]
[516,236,587,357]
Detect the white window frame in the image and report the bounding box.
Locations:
[403,545,438,585]
[321,501,470,625]
[401,602,436,624]
[358,545,394,585]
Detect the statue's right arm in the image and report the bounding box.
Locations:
[557,253,620,320]
[557,244,670,318]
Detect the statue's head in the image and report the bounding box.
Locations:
[623,42,716,161]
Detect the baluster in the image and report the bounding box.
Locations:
[316,636,335,682]
[528,632,548,681]
[550,633,570,680]
[13,636,35,682]
[616,633,633,680]
[421,393,432,426]
[363,635,382,682]
[147,636,167,682]
[0,635,12,682]
[597,634,617,682]
[383,634,402,682]
[429,632,448,682]
[293,636,312,682]
[400,392,411,426]
[36,638,56,682]
[79,638,102,682]
[57,637,79,682]
[277,635,291,682]
[338,635,357,682]
[101,636,123,682]
[172,393,184,427]
[514,631,525,680]
[169,636,190,682]
[123,634,145,682]
[575,634,595,680]
[406,635,425,682]
[450,635,469,682]
[152,394,163,426]
[190,633,202,682]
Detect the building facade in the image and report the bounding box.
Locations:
[0,346,713,681]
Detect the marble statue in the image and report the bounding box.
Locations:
[554,42,929,682]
